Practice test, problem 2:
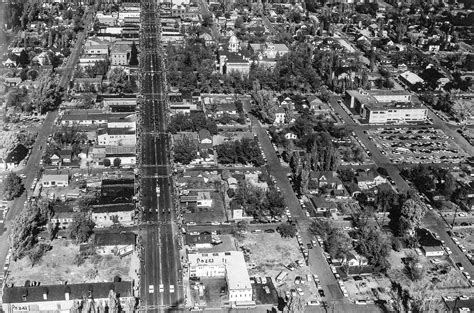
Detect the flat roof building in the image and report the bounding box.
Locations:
[346,89,427,124]
[188,251,254,305]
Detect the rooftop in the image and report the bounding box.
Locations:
[2,281,133,304]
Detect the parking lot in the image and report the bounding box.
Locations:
[366,127,467,164]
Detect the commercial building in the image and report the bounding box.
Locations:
[97,127,136,146]
[2,281,134,313]
[188,251,253,305]
[346,89,427,124]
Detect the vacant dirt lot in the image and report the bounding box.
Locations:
[7,240,131,285]
[238,233,319,303]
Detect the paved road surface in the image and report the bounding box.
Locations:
[138,1,182,311]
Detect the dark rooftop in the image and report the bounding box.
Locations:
[3,281,132,304]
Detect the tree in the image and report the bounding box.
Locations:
[327,229,353,259]
[174,136,198,165]
[201,14,213,27]
[278,223,297,238]
[308,219,333,240]
[405,251,424,281]
[2,172,24,200]
[232,220,248,239]
[10,200,52,262]
[265,188,285,217]
[69,213,95,244]
[18,49,29,67]
[399,199,426,241]
[356,226,391,272]
[129,41,139,66]
[103,158,111,167]
[113,158,121,167]
[108,67,129,93]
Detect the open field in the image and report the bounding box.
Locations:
[7,240,132,285]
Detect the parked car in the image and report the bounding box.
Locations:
[318,289,325,297]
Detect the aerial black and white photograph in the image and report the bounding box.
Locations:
[0,0,473,312]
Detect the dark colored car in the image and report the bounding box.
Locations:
[318,289,325,297]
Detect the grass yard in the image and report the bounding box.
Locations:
[7,240,132,285]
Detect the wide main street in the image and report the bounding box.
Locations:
[138,1,182,311]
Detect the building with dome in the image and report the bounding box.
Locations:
[218,35,251,76]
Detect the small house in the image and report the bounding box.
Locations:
[42,174,69,188]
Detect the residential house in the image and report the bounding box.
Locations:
[58,149,73,164]
[214,101,238,117]
[274,107,286,125]
[4,144,29,169]
[73,76,103,92]
[92,203,134,227]
[41,173,69,188]
[199,32,215,46]
[417,228,444,257]
[284,132,297,140]
[355,170,387,190]
[198,129,213,150]
[2,282,134,313]
[310,196,338,215]
[4,77,22,87]
[245,173,268,191]
[345,251,368,267]
[227,177,238,190]
[231,201,244,220]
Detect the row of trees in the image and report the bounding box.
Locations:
[231,184,285,220]
[167,112,218,135]
[216,138,264,166]
[10,200,53,264]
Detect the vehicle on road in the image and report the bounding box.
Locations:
[159,284,164,293]
[170,285,175,293]
[318,289,325,297]
[148,285,154,294]
[457,263,464,271]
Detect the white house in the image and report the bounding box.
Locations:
[42,174,69,188]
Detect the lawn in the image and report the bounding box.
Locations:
[7,240,132,285]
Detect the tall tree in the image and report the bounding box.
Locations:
[129,41,139,66]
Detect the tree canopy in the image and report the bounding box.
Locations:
[2,172,24,200]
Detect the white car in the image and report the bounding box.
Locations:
[170,285,175,293]
[159,284,164,293]
[307,300,320,306]
[148,285,154,294]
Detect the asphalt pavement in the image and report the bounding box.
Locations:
[138,2,182,311]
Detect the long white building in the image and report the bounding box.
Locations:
[188,251,254,305]
[346,89,427,124]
